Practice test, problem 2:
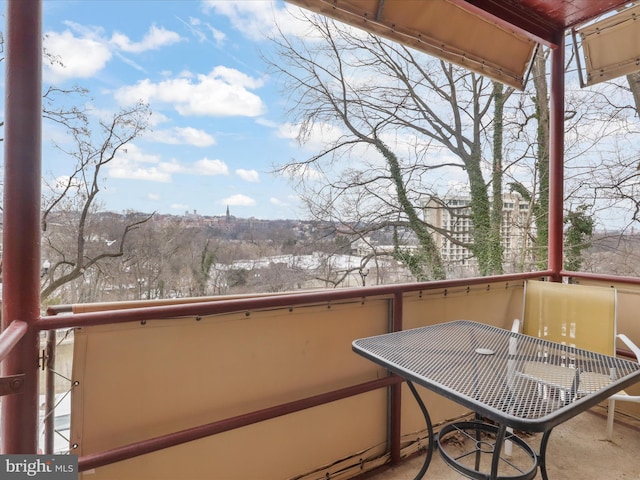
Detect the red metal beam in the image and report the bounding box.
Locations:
[1,0,42,454]
[547,35,565,281]
[448,0,560,47]
[38,271,551,330]
[0,321,28,363]
[389,292,403,465]
[562,270,640,286]
[44,330,57,454]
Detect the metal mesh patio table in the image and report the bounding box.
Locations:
[352,320,640,480]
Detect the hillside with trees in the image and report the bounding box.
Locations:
[34,211,418,305]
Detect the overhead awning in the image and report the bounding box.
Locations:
[574,3,640,86]
[286,0,538,90]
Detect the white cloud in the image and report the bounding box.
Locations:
[45,175,82,195]
[177,16,225,47]
[107,145,230,182]
[270,197,289,206]
[44,23,182,82]
[276,121,343,152]
[170,203,189,211]
[280,164,324,182]
[185,16,207,42]
[203,1,275,41]
[276,122,299,140]
[236,169,260,182]
[223,194,256,206]
[148,127,216,147]
[256,118,278,128]
[194,158,229,176]
[202,0,311,41]
[110,25,182,53]
[108,144,173,182]
[112,143,160,164]
[109,165,171,183]
[44,29,112,81]
[214,66,264,89]
[159,160,184,174]
[147,111,171,127]
[114,66,266,117]
[115,52,147,73]
[207,25,227,47]
[175,127,216,146]
[148,193,160,201]
[110,165,172,182]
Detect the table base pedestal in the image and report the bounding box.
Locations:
[436,421,538,480]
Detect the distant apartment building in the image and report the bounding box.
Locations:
[423,193,535,273]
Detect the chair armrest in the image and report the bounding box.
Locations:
[617,334,640,362]
[520,361,579,391]
[511,318,521,334]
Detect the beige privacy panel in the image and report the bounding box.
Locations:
[72,299,390,479]
[402,281,524,332]
[287,0,537,89]
[576,3,640,86]
[399,281,525,435]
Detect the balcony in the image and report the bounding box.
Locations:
[15,273,637,479]
[2,1,640,479]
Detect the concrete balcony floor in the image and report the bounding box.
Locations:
[363,407,640,480]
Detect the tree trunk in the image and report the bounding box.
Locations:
[627,71,640,115]
[532,48,550,269]
[490,81,505,275]
[377,139,446,280]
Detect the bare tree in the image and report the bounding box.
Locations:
[626,72,640,114]
[508,48,551,269]
[267,12,512,279]
[559,72,640,257]
[40,101,153,302]
[0,33,155,304]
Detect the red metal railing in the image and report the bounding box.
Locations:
[3,268,633,474]
[78,376,402,471]
[0,321,28,363]
[36,271,547,471]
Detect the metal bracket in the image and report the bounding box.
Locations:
[0,374,26,396]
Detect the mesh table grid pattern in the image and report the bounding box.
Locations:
[353,320,640,424]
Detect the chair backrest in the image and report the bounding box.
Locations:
[522,281,616,355]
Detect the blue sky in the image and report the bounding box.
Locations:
[2,1,637,230]
[4,0,315,220]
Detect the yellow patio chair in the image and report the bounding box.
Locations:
[513,280,640,440]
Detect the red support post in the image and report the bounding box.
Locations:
[1,0,42,454]
[548,36,565,281]
[389,292,403,464]
[44,330,57,454]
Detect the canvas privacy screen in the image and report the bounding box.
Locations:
[287,0,538,90]
[575,3,640,86]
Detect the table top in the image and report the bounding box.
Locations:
[352,320,640,432]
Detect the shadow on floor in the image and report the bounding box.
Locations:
[360,408,640,480]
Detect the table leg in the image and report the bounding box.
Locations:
[437,421,538,480]
[538,429,553,480]
[406,381,434,480]
[474,413,483,471]
[490,424,508,479]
